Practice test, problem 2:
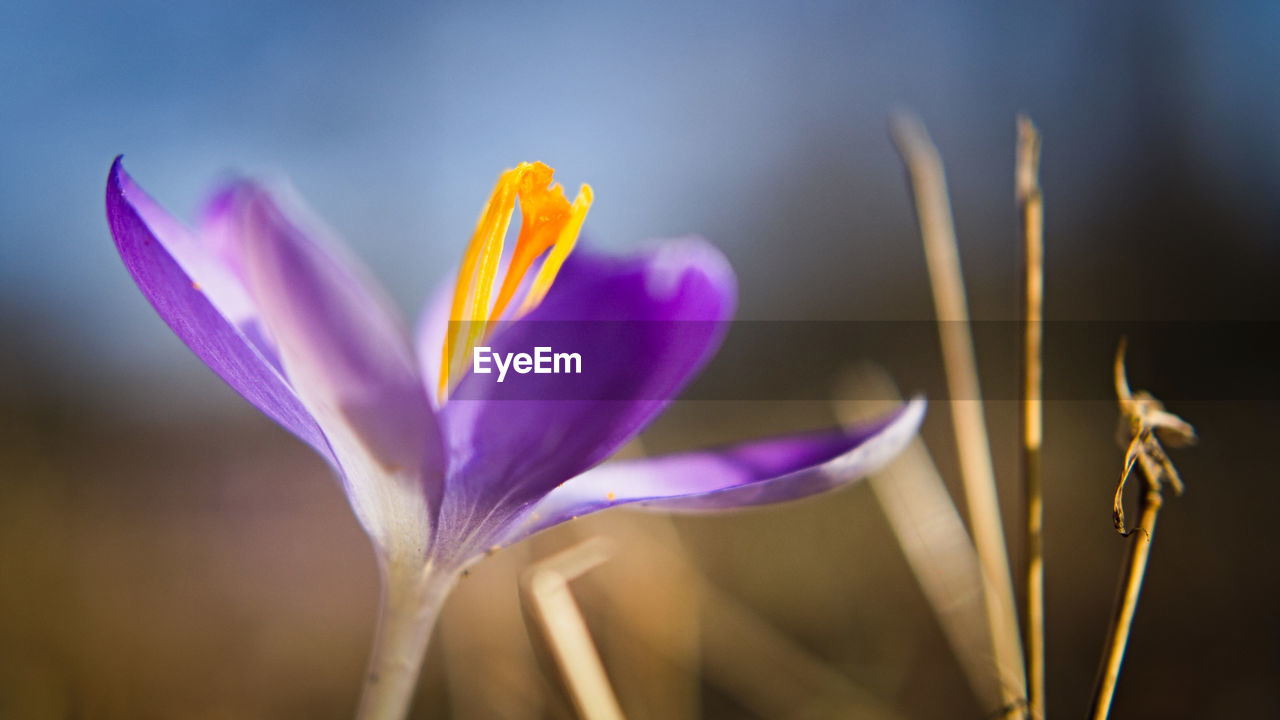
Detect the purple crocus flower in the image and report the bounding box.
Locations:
[105,157,924,719]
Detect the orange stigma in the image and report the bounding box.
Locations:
[438,162,593,401]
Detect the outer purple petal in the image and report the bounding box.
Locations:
[431,239,736,558]
[498,398,926,546]
[105,158,334,465]
[230,184,445,523]
[415,277,452,409]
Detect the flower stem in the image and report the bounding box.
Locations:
[355,557,457,720]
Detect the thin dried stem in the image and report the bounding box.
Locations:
[522,537,627,720]
[891,113,1027,716]
[836,368,1003,714]
[1089,487,1161,720]
[1016,114,1046,720]
[1088,341,1195,720]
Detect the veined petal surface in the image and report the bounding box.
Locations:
[106,158,334,464]
[232,186,445,544]
[499,397,926,546]
[428,239,736,559]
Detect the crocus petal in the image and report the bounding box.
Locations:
[195,182,290,372]
[230,185,446,541]
[498,398,926,546]
[105,158,334,464]
[415,277,453,409]
[431,239,736,558]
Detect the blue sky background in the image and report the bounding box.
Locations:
[2,0,1277,410]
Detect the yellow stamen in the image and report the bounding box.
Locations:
[519,184,593,314]
[438,165,528,400]
[437,163,593,401]
[488,164,571,322]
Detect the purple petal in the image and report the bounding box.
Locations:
[230,183,446,520]
[196,182,288,372]
[499,398,926,546]
[415,277,452,409]
[430,239,737,556]
[105,158,334,464]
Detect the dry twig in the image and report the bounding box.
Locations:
[891,113,1028,717]
[1088,339,1195,720]
[1015,114,1046,720]
[836,368,1003,714]
[521,537,627,720]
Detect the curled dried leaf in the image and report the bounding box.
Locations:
[1111,339,1196,534]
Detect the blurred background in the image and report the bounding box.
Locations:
[2,0,1278,718]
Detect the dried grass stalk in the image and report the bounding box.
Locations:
[891,113,1028,716]
[1016,114,1046,720]
[836,367,1003,714]
[1088,341,1195,720]
[521,537,627,720]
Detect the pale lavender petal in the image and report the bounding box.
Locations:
[105,158,334,464]
[431,239,736,557]
[498,398,926,546]
[198,183,241,269]
[415,276,453,410]
[231,185,446,521]
[196,181,286,372]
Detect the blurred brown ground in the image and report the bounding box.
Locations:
[2,378,1276,719]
